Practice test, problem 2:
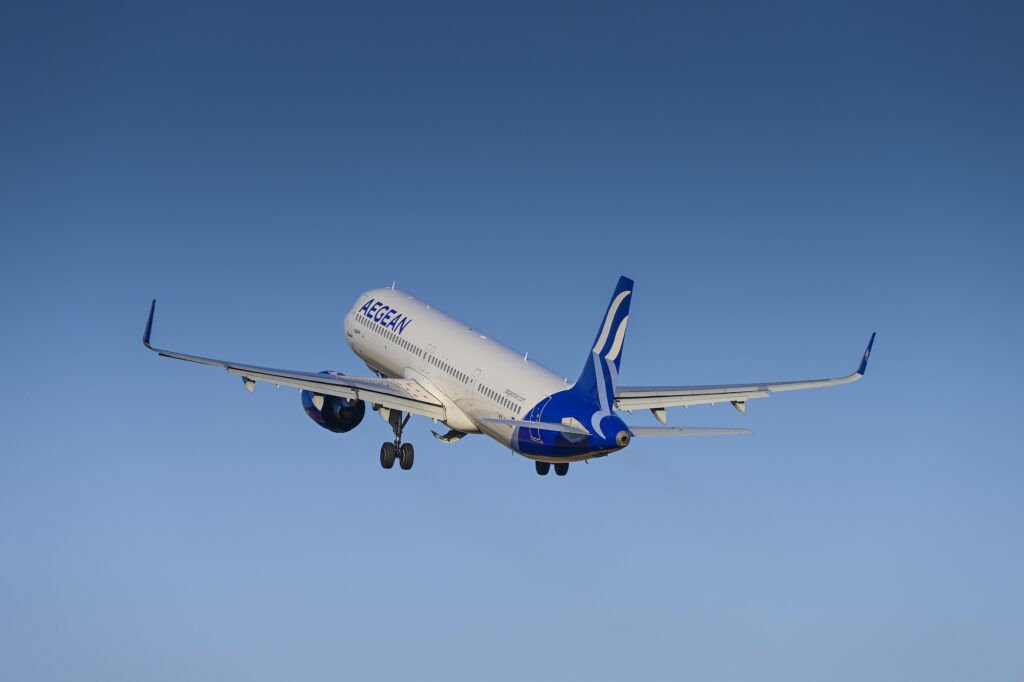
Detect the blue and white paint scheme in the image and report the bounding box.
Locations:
[142,277,875,476]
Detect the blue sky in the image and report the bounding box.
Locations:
[1,1,1022,680]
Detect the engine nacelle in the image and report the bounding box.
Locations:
[301,371,366,433]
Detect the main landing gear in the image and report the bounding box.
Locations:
[535,461,570,476]
[380,410,414,471]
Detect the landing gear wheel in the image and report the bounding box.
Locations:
[535,461,550,476]
[554,462,569,476]
[399,443,415,470]
[380,442,396,469]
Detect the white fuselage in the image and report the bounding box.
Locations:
[344,288,567,448]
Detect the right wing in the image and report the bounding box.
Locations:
[615,333,875,415]
[142,300,446,420]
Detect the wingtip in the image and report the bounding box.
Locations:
[143,299,156,349]
[857,331,876,375]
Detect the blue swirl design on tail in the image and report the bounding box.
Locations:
[570,276,633,437]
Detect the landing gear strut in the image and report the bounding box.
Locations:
[381,410,414,471]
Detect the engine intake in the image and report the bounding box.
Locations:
[301,371,365,433]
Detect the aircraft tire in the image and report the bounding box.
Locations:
[535,461,550,476]
[380,442,396,469]
[554,462,569,476]
[399,443,415,470]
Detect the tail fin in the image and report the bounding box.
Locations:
[571,276,634,409]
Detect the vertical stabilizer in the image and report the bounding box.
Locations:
[571,276,634,409]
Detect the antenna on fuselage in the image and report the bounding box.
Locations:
[391,280,396,290]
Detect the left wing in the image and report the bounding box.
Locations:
[615,333,874,417]
[480,418,591,435]
[142,301,446,420]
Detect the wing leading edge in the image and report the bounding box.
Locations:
[142,300,446,420]
[615,333,875,414]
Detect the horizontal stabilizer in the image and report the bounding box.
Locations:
[628,426,752,437]
[480,418,591,436]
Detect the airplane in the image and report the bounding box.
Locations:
[142,276,874,476]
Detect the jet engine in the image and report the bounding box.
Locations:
[301,371,366,433]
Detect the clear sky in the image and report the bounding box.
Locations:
[1,1,1022,680]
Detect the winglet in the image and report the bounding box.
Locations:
[143,299,156,349]
[856,332,876,376]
